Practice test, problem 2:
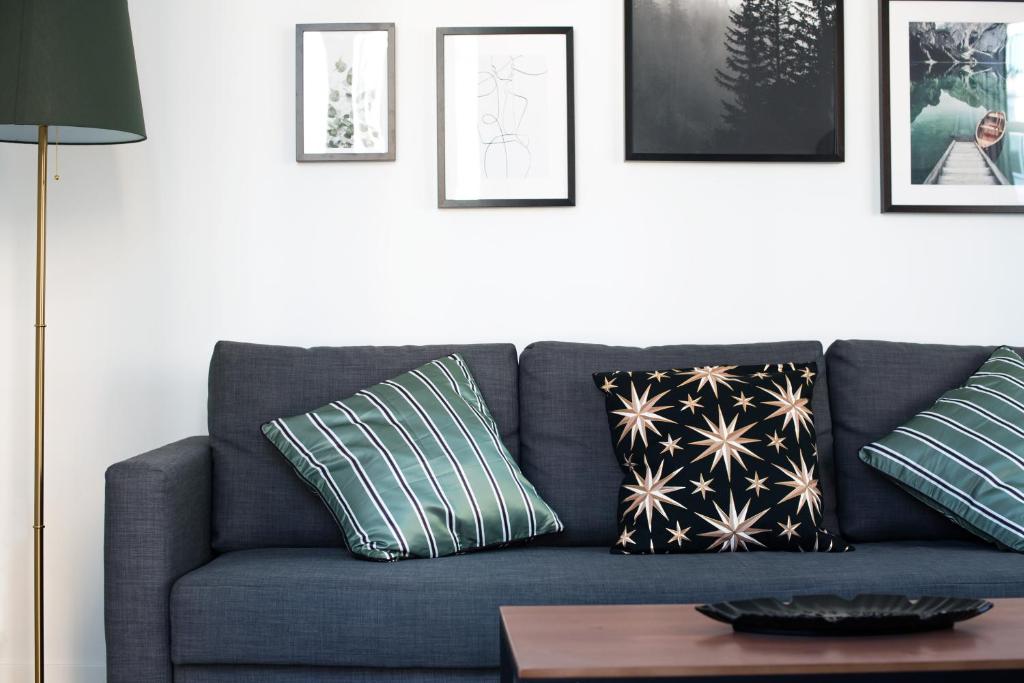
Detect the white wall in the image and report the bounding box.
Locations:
[1,0,1022,680]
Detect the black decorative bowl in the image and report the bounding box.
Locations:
[696,594,993,636]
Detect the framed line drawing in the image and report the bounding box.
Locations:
[437,27,576,208]
[296,23,396,162]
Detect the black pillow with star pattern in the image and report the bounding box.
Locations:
[593,363,851,555]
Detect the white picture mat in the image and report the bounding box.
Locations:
[444,33,569,201]
[889,1,1024,206]
[303,30,390,155]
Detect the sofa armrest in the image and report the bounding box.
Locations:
[104,436,213,683]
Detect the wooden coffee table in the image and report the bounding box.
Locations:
[499,601,1024,681]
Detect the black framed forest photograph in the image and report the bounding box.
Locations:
[880,0,1024,213]
[625,0,845,161]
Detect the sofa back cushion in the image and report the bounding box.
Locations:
[518,341,837,547]
[826,340,1024,542]
[209,341,520,551]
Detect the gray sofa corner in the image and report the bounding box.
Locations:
[105,436,212,683]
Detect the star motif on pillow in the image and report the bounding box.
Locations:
[761,377,813,442]
[688,408,761,480]
[696,493,770,552]
[622,459,686,529]
[775,453,823,520]
[677,366,745,397]
[612,383,676,448]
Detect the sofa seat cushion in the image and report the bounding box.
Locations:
[171,543,1024,669]
[827,340,1024,542]
[519,341,838,546]
[208,342,520,552]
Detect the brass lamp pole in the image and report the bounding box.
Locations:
[1,2,146,681]
[34,123,48,682]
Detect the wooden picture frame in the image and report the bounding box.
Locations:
[296,23,396,162]
[436,27,576,208]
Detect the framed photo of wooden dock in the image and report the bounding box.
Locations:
[880,0,1024,213]
[625,0,845,162]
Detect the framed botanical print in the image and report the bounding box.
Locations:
[296,23,396,162]
[436,27,575,208]
[625,0,845,162]
[881,0,1024,213]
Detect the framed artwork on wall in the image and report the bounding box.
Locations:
[880,0,1024,213]
[625,0,845,162]
[436,27,576,208]
[296,23,396,162]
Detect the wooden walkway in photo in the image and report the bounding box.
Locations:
[924,139,1010,186]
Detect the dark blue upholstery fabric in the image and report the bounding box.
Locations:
[170,542,1024,669]
[518,341,838,546]
[208,342,520,551]
[826,340,1024,542]
[105,437,213,683]
[174,667,494,683]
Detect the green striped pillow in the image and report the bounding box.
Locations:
[859,346,1024,552]
[262,354,563,561]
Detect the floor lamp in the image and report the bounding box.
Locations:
[0,1,146,681]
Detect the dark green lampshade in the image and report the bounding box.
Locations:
[0,0,146,144]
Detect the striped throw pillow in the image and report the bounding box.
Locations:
[860,346,1024,552]
[262,354,563,561]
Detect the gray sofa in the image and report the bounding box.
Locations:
[104,339,1024,683]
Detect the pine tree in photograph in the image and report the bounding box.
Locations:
[714,0,836,153]
[714,0,774,147]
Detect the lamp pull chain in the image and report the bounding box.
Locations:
[53,127,60,182]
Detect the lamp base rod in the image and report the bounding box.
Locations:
[35,124,47,683]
